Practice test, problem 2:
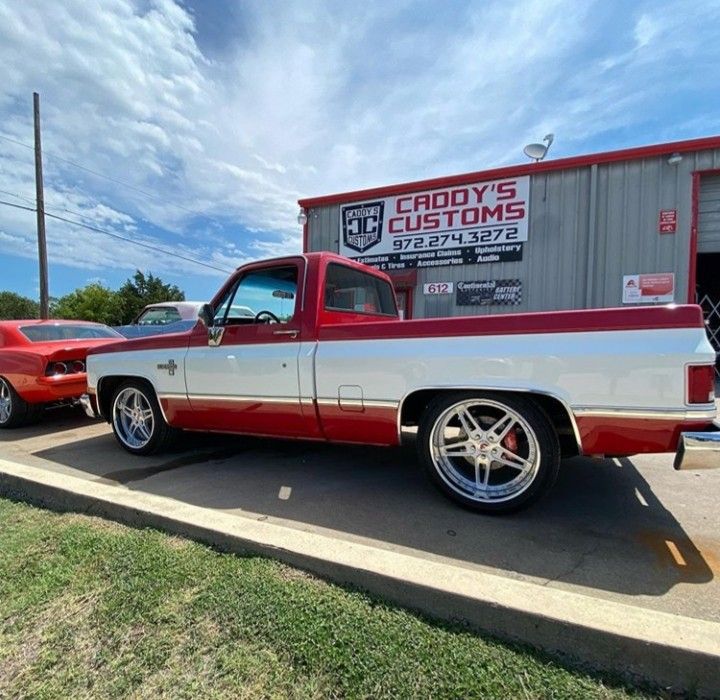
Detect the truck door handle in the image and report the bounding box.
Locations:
[273,329,299,338]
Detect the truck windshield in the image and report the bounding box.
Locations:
[324,263,397,316]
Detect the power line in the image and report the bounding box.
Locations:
[0,199,36,213]
[0,132,229,224]
[0,198,233,274]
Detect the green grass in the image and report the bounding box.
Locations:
[0,498,653,699]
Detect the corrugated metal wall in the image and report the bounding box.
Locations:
[699,174,720,253]
[306,147,720,317]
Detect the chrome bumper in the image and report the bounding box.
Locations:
[78,393,99,419]
[674,420,720,470]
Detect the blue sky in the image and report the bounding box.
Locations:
[1,0,719,303]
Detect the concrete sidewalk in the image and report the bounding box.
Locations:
[1,455,719,697]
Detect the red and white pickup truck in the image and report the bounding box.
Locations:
[86,252,719,513]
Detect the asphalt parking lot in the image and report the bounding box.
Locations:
[2,406,719,625]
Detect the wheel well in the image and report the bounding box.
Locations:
[400,388,580,458]
[97,376,153,421]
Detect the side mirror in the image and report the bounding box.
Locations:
[198,303,215,327]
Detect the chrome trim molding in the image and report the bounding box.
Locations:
[316,398,399,409]
[674,420,720,470]
[185,394,311,405]
[573,406,717,420]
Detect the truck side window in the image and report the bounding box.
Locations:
[324,263,397,316]
[215,266,298,325]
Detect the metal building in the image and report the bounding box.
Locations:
[299,136,720,353]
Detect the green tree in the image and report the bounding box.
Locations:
[51,284,123,325]
[0,291,40,320]
[116,270,185,324]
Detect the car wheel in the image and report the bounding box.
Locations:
[0,376,41,429]
[110,380,176,455]
[417,392,560,514]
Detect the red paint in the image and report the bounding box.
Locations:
[658,209,677,233]
[87,330,192,356]
[309,403,399,446]
[169,396,323,439]
[577,416,714,455]
[688,167,720,303]
[299,136,720,211]
[689,172,701,302]
[319,304,704,343]
[0,320,120,404]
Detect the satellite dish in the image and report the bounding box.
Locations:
[523,143,548,161]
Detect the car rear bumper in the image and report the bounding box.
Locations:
[674,420,720,470]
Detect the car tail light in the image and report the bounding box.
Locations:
[687,365,716,404]
[45,359,85,376]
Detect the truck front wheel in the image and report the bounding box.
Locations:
[417,392,560,514]
[110,380,176,455]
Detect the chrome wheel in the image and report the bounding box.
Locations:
[429,398,541,504]
[112,387,155,449]
[0,378,11,424]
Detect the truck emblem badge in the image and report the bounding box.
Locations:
[157,359,177,376]
[342,200,384,252]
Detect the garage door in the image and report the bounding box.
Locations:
[698,174,720,253]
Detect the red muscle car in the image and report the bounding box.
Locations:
[0,320,123,428]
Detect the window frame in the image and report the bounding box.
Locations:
[323,262,398,317]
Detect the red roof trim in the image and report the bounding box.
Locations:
[298,135,720,209]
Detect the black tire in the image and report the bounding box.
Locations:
[0,376,43,429]
[417,391,560,514]
[110,379,177,455]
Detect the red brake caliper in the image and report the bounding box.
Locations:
[502,428,518,454]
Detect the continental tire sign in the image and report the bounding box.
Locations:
[339,176,529,270]
[456,279,523,306]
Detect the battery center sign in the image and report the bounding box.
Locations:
[340,176,530,270]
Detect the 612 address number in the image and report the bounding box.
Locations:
[423,282,454,295]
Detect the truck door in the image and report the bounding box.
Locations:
[183,259,317,437]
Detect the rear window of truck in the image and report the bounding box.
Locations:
[324,263,397,316]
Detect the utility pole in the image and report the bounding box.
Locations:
[33,91,49,319]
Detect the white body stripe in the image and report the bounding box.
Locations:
[86,326,716,423]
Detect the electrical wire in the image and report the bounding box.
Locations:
[0,132,229,224]
[0,198,233,274]
[0,199,36,213]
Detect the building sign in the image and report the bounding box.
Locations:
[658,209,677,233]
[456,279,523,306]
[339,176,530,270]
[423,282,454,295]
[622,273,675,304]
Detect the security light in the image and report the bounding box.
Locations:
[667,152,683,165]
[297,208,308,226]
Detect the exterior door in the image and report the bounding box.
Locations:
[183,261,314,436]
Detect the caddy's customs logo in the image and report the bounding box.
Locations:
[342,201,385,253]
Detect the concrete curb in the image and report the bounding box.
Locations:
[1,457,718,696]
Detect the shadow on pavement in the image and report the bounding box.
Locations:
[0,405,91,441]
[26,411,715,601]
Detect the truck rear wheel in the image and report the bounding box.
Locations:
[417,392,560,514]
[110,380,176,455]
